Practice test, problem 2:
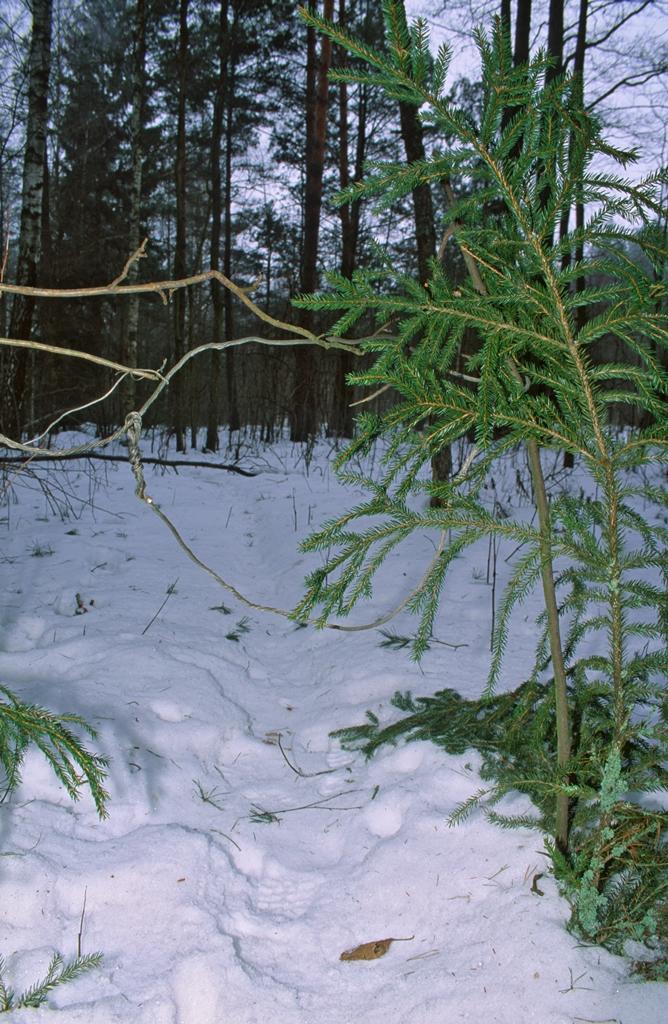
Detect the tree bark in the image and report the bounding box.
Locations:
[560,0,588,463]
[398,100,436,287]
[331,0,364,438]
[206,0,229,452]
[543,0,572,844]
[560,0,587,261]
[500,0,511,39]
[398,85,451,498]
[173,0,189,452]
[539,0,564,228]
[291,0,334,443]
[224,52,240,435]
[546,0,564,84]
[3,0,52,439]
[123,0,147,417]
[501,0,532,139]
[514,0,531,66]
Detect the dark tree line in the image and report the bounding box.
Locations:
[1,0,666,448]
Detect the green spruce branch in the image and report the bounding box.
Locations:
[297,0,668,969]
[0,951,102,1012]
[0,684,110,817]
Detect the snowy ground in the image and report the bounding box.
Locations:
[0,434,665,1023]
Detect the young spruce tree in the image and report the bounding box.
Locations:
[293,2,668,968]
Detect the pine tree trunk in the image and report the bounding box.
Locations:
[172,0,189,452]
[560,0,587,287]
[546,0,564,82]
[331,0,363,439]
[560,0,587,461]
[291,0,334,443]
[514,0,531,65]
[122,0,146,418]
[3,0,52,439]
[501,0,532,138]
[398,93,452,498]
[206,0,229,453]
[499,0,511,35]
[224,56,240,436]
[499,0,533,66]
[0,176,7,337]
[398,100,436,286]
[538,0,564,228]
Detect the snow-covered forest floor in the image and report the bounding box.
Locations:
[0,433,665,1023]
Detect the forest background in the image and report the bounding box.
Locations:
[0,0,667,1004]
[1,0,667,453]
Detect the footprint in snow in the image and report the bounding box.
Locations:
[363,798,404,838]
[379,744,425,773]
[150,699,189,723]
[0,614,46,652]
[325,744,356,769]
[251,859,321,921]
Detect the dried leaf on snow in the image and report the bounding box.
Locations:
[340,936,414,961]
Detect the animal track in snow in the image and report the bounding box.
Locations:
[150,699,189,723]
[251,860,321,920]
[325,745,355,769]
[379,744,425,773]
[0,614,46,652]
[363,797,405,838]
[171,952,225,1024]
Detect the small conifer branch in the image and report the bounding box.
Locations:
[9,951,103,1009]
[0,685,109,818]
[327,529,448,633]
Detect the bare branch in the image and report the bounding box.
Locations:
[0,452,257,476]
[583,1,653,51]
[0,336,165,380]
[0,267,319,341]
[110,237,148,288]
[0,424,128,458]
[587,65,668,110]
[350,383,391,407]
[27,374,130,446]
[0,333,362,462]
[0,246,477,639]
[119,409,483,636]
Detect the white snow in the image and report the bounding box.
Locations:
[0,434,664,1023]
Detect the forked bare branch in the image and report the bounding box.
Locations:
[0,244,476,637]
